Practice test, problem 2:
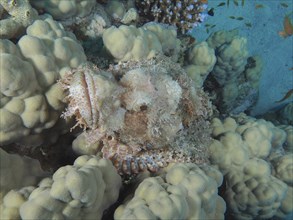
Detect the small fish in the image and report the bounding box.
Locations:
[217,2,226,7]
[236,16,244,20]
[229,16,236,19]
[289,67,293,70]
[233,0,239,6]
[245,22,252,27]
[280,3,289,8]
[208,8,214,16]
[255,4,264,9]
[279,15,293,38]
[204,24,215,34]
[227,0,230,7]
[275,89,293,103]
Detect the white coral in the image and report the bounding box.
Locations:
[209,115,293,219]
[0,148,46,200]
[0,0,38,39]
[102,23,181,62]
[0,17,86,147]
[30,0,96,20]
[225,158,287,220]
[212,37,249,85]
[115,163,226,220]
[19,155,121,220]
[184,41,216,88]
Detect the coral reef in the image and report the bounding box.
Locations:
[279,125,293,152]
[208,114,293,219]
[60,57,213,175]
[1,155,121,220]
[0,17,86,147]
[105,0,127,21]
[102,22,181,62]
[52,2,112,41]
[120,8,139,24]
[225,158,287,219]
[0,0,38,39]
[259,102,293,132]
[204,29,263,115]
[0,148,47,201]
[30,0,96,20]
[1,1,292,220]
[277,102,293,125]
[184,41,217,88]
[135,0,208,33]
[115,163,226,219]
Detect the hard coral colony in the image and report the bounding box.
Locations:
[135,0,209,33]
[1,0,293,220]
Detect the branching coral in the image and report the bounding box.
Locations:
[134,0,208,33]
[60,56,213,175]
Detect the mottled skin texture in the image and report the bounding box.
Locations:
[60,57,212,175]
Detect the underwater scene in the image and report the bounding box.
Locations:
[0,0,292,219]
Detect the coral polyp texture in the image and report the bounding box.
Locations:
[134,0,208,33]
[59,57,213,175]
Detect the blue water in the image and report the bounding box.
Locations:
[191,0,293,116]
